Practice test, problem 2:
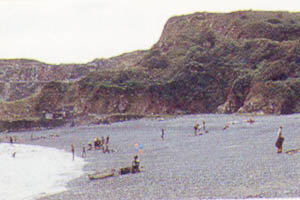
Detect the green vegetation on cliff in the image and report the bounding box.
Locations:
[1,11,300,129]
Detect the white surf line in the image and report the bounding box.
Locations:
[0,143,86,200]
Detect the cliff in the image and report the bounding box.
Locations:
[1,10,300,130]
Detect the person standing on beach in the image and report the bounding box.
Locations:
[9,136,13,144]
[71,144,75,160]
[82,146,86,158]
[275,126,284,153]
[202,120,206,133]
[106,135,110,144]
[194,124,200,135]
[161,128,165,140]
[101,136,105,146]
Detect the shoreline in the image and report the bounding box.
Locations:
[0,143,85,200]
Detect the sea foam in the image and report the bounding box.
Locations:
[0,143,85,200]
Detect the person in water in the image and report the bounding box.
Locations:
[275,126,284,153]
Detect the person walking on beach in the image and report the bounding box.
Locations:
[161,128,165,140]
[71,144,75,160]
[275,126,284,153]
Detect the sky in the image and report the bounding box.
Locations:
[1,0,300,64]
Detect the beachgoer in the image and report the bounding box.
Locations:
[161,128,165,140]
[106,136,110,144]
[88,142,93,151]
[12,152,16,158]
[94,137,101,149]
[103,144,110,153]
[275,126,284,153]
[202,120,206,131]
[132,155,140,173]
[101,136,105,145]
[194,124,200,135]
[9,136,13,144]
[71,144,75,160]
[82,146,86,158]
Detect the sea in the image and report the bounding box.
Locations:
[0,143,85,200]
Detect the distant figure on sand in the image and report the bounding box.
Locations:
[194,124,200,135]
[94,137,101,149]
[88,142,93,151]
[202,121,206,132]
[275,126,284,153]
[82,146,86,158]
[101,136,105,147]
[106,136,110,144]
[132,155,140,173]
[103,144,110,153]
[9,136,13,144]
[161,128,165,140]
[200,120,208,134]
[71,144,75,160]
[12,152,16,158]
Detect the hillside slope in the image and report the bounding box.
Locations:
[1,11,300,130]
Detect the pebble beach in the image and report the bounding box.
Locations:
[2,114,300,200]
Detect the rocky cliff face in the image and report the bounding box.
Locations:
[1,11,300,130]
[0,59,92,101]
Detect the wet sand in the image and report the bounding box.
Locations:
[3,114,300,200]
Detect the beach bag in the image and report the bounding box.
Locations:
[120,167,131,175]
